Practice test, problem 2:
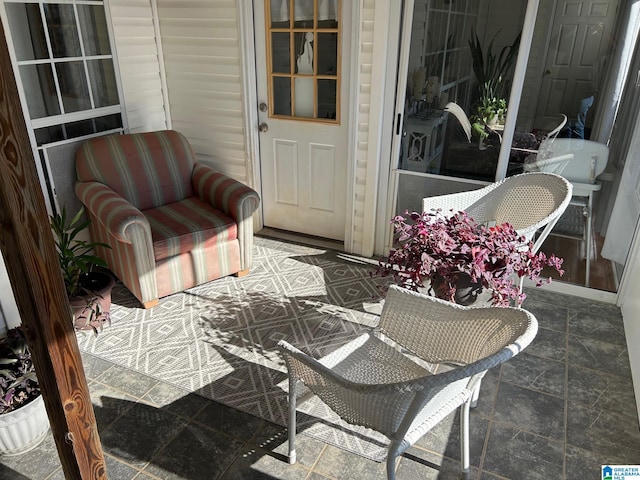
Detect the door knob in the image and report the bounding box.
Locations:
[258,123,269,133]
[259,102,268,112]
[545,69,551,75]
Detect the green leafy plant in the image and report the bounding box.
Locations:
[470,96,508,141]
[469,30,521,102]
[50,207,109,298]
[0,328,39,414]
[373,210,564,306]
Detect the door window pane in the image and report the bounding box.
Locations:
[44,4,82,58]
[294,32,314,74]
[293,0,315,28]
[317,79,336,119]
[295,77,314,117]
[273,77,292,115]
[317,33,337,75]
[5,3,48,61]
[271,32,290,73]
[19,64,60,118]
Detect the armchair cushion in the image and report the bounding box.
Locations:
[146,197,237,261]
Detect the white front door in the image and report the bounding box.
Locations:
[534,0,619,130]
[253,0,351,241]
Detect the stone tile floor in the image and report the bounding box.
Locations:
[1,288,639,479]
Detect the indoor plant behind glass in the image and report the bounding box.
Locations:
[373,210,565,307]
[50,207,114,334]
[0,327,49,455]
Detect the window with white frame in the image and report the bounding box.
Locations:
[2,0,124,214]
[3,0,123,145]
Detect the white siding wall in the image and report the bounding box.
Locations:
[351,0,376,255]
[156,0,249,183]
[108,0,168,133]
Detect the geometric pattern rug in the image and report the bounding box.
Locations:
[77,236,392,461]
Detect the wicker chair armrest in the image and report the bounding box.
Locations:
[75,181,151,244]
[192,163,260,221]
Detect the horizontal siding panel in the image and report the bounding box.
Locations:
[112,18,156,33]
[168,106,244,128]
[165,75,242,95]
[157,3,237,19]
[160,19,238,38]
[168,92,243,111]
[163,55,241,75]
[161,40,240,58]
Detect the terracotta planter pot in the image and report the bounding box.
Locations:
[0,395,49,456]
[69,271,115,331]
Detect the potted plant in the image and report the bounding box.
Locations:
[373,210,565,307]
[0,327,49,455]
[468,30,521,106]
[50,208,114,334]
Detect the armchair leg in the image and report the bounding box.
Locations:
[142,299,159,309]
[235,269,250,278]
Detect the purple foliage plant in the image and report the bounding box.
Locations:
[373,210,565,306]
[0,328,40,415]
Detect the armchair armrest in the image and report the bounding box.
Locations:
[192,163,260,271]
[192,163,260,221]
[76,181,158,305]
[75,181,151,243]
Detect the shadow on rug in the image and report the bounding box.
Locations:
[77,237,392,461]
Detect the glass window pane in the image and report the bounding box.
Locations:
[56,61,91,112]
[87,59,118,107]
[34,125,65,145]
[293,0,315,28]
[294,77,314,117]
[44,4,82,58]
[19,64,61,119]
[271,32,290,73]
[77,5,111,56]
[317,79,336,119]
[317,33,337,75]
[5,3,48,61]
[270,0,290,27]
[295,32,314,74]
[273,77,291,115]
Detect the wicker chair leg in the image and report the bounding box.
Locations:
[386,450,399,480]
[470,381,481,408]
[287,376,297,465]
[460,399,471,473]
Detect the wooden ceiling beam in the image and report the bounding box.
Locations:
[0,22,106,480]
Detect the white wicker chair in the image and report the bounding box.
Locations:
[278,285,538,479]
[422,172,572,254]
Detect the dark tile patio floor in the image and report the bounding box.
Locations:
[1,288,639,479]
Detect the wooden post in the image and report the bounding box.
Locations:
[0,23,106,480]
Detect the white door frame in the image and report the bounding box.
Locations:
[238,0,360,250]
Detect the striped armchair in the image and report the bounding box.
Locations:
[75,130,260,308]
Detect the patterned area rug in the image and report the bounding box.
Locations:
[77,236,392,461]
